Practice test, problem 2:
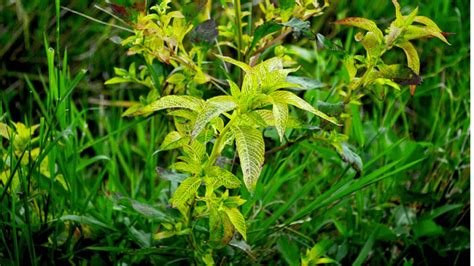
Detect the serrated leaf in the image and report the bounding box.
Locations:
[224,207,247,240]
[249,21,283,52]
[395,41,420,74]
[223,196,246,208]
[334,17,384,42]
[232,125,264,191]
[271,101,289,142]
[160,131,190,151]
[171,161,201,175]
[269,90,339,125]
[214,54,252,73]
[140,95,204,115]
[192,96,237,138]
[207,166,241,189]
[170,177,201,215]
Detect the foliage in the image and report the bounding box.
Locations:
[0,0,468,265]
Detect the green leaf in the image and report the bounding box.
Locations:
[412,219,444,238]
[269,90,339,125]
[223,196,246,208]
[282,18,311,38]
[249,21,283,52]
[404,25,449,44]
[271,101,289,142]
[214,54,252,73]
[60,215,113,230]
[0,123,11,139]
[192,96,237,138]
[209,207,234,248]
[104,77,131,85]
[334,17,384,42]
[207,166,241,189]
[286,76,326,91]
[160,131,190,151]
[140,95,204,115]
[396,41,420,74]
[232,125,265,191]
[377,64,422,85]
[338,142,363,173]
[223,207,247,240]
[170,177,201,215]
[156,167,188,182]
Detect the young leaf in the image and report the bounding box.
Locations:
[192,96,237,138]
[160,131,190,151]
[377,64,422,85]
[224,207,247,240]
[334,17,384,42]
[139,95,204,115]
[209,207,234,247]
[207,166,241,189]
[269,90,339,125]
[404,25,450,44]
[271,101,289,142]
[214,54,252,73]
[232,125,265,191]
[170,177,201,214]
[396,41,420,74]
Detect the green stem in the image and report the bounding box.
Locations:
[234,0,244,62]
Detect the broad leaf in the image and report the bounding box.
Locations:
[192,96,237,138]
[269,90,339,125]
[232,125,265,191]
[207,166,241,189]
[160,131,190,151]
[271,101,289,142]
[170,177,201,216]
[377,64,422,85]
[215,54,252,73]
[139,95,204,115]
[334,17,384,42]
[224,207,247,240]
[209,207,234,248]
[396,41,420,74]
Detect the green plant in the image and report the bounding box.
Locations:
[104,0,448,263]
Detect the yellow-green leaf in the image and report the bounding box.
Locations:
[160,131,190,151]
[269,91,339,125]
[232,125,264,191]
[271,101,289,142]
[139,95,204,115]
[170,177,201,215]
[334,17,384,42]
[396,41,420,74]
[207,166,241,189]
[224,207,247,240]
[192,96,237,138]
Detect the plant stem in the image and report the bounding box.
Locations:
[234,0,244,62]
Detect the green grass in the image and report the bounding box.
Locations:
[0,0,470,265]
